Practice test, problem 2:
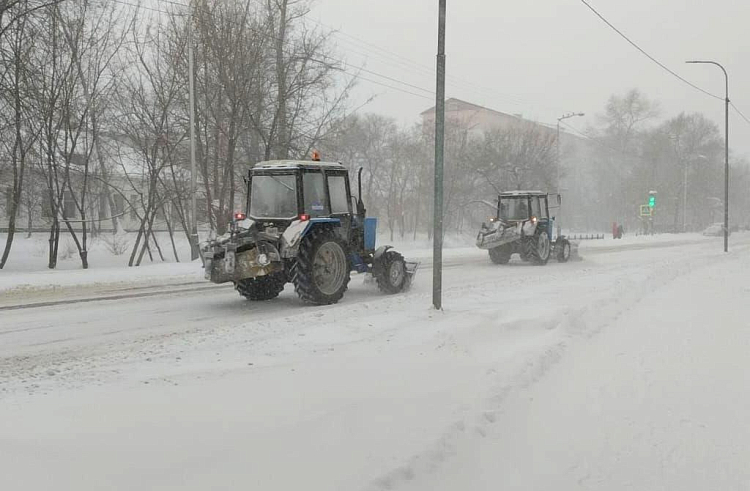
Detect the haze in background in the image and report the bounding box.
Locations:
[312,0,750,157]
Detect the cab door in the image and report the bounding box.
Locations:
[325,171,353,243]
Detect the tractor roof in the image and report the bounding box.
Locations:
[252,160,346,171]
[499,190,547,197]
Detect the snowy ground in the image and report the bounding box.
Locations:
[1,232,749,490]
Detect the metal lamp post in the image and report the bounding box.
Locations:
[188,5,199,260]
[686,60,729,252]
[432,0,446,310]
[556,112,584,194]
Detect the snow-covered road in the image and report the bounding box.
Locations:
[1,234,748,490]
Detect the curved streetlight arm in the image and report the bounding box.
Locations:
[686,59,729,252]
[686,60,728,102]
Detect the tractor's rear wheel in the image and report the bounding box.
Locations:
[488,244,512,264]
[525,229,551,265]
[556,239,571,263]
[292,227,351,305]
[374,250,407,294]
[235,272,286,301]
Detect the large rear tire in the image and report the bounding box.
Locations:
[374,250,407,294]
[488,244,512,264]
[292,227,351,305]
[525,229,551,265]
[235,273,286,301]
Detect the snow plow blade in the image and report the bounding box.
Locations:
[405,261,420,287]
[570,240,582,261]
[476,222,522,250]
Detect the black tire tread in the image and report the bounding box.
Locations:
[488,244,512,264]
[374,250,407,294]
[292,226,351,305]
[236,273,286,301]
[526,228,550,265]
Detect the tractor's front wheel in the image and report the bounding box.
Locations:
[235,272,286,301]
[374,250,408,294]
[293,227,351,305]
[526,229,551,265]
[488,244,512,264]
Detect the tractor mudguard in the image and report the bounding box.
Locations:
[281,218,341,258]
[371,245,394,277]
[373,245,393,261]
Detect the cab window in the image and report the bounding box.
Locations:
[303,171,330,217]
[530,197,542,218]
[328,175,350,214]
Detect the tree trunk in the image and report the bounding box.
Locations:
[273,0,289,159]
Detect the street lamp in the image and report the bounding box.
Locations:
[432,0,447,310]
[556,112,585,194]
[188,0,199,261]
[686,60,729,252]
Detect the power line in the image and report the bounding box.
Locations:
[307,16,548,111]
[342,70,434,101]
[730,102,750,126]
[579,0,722,102]
[112,0,183,16]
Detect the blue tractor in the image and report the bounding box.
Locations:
[200,157,418,305]
[475,191,573,265]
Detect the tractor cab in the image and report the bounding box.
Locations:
[247,160,356,240]
[496,191,550,224]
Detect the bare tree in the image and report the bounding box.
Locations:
[0,1,41,269]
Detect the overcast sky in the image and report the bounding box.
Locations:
[310,0,750,157]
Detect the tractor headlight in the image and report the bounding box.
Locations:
[531,216,538,224]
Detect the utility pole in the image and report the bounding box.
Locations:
[432,0,446,310]
[188,1,199,260]
[686,60,729,252]
[683,160,688,232]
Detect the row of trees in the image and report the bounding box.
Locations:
[0,0,348,269]
[582,89,750,233]
[1,3,747,270]
[325,89,750,241]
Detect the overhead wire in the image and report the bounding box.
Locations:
[730,102,750,126]
[579,0,723,102]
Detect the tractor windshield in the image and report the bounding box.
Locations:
[249,174,298,219]
[499,197,529,221]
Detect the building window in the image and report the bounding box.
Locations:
[63,191,77,219]
[130,194,139,220]
[113,195,124,216]
[4,188,12,216]
[41,198,53,219]
[196,197,207,223]
[99,194,108,219]
[170,202,182,225]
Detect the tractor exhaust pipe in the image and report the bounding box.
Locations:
[357,167,366,217]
